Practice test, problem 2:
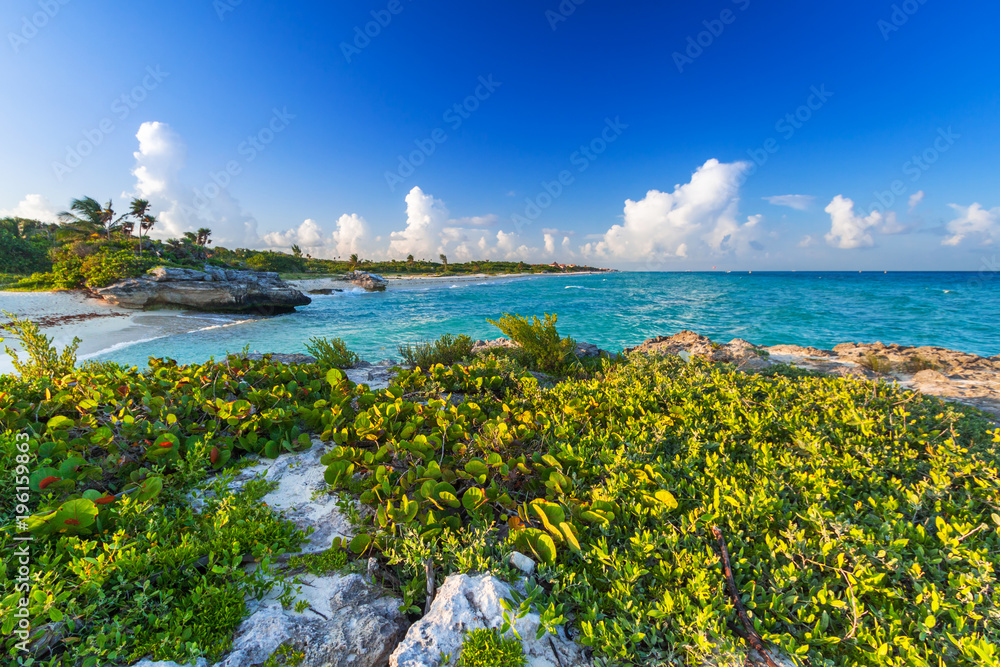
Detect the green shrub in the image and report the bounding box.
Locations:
[1,311,80,379]
[51,251,85,288]
[287,546,349,574]
[0,229,51,275]
[486,313,576,374]
[901,355,939,373]
[81,249,145,287]
[398,334,474,368]
[305,336,360,368]
[456,628,526,667]
[857,352,894,374]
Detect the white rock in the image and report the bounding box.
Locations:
[132,660,208,667]
[508,551,536,575]
[218,573,408,667]
[390,573,589,667]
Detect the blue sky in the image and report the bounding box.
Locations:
[1,0,998,270]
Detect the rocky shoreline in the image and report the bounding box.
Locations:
[621,331,1000,419]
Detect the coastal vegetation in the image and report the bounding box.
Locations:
[0,206,602,293]
[1,316,999,666]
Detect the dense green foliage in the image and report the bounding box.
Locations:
[0,350,350,664]
[398,334,475,368]
[456,628,527,667]
[3,325,999,666]
[0,222,52,276]
[322,355,1000,666]
[305,336,360,369]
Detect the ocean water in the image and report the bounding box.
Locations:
[95,272,1000,367]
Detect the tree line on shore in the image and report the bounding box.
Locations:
[0,195,603,291]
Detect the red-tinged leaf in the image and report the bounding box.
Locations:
[64,518,80,526]
[210,447,220,464]
[94,495,116,505]
[157,442,173,448]
[39,476,60,490]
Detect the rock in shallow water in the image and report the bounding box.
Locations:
[93,265,311,313]
[348,270,389,291]
[390,573,590,667]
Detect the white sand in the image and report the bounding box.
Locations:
[0,290,245,376]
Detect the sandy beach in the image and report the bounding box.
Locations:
[0,290,256,375]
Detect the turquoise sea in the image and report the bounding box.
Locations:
[95,272,999,367]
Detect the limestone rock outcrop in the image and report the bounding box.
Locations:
[93,266,311,313]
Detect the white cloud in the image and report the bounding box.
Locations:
[331,213,371,257]
[943,203,999,247]
[908,190,925,212]
[130,121,260,246]
[450,214,498,228]
[388,186,449,259]
[824,195,884,249]
[880,211,906,235]
[262,214,372,258]
[763,194,814,211]
[582,159,762,261]
[0,194,59,222]
[262,218,325,249]
[543,233,556,254]
[798,235,816,248]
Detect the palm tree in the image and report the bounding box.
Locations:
[439,253,448,271]
[291,244,302,258]
[57,197,105,241]
[406,254,414,266]
[127,199,152,257]
[349,253,359,269]
[195,228,212,246]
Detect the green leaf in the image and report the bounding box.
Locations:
[654,490,678,511]
[349,533,371,555]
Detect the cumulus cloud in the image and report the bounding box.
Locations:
[263,214,372,258]
[908,190,925,212]
[129,121,260,246]
[544,233,556,254]
[823,195,884,249]
[0,194,59,222]
[763,194,814,211]
[388,187,449,259]
[582,159,762,261]
[943,203,999,247]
